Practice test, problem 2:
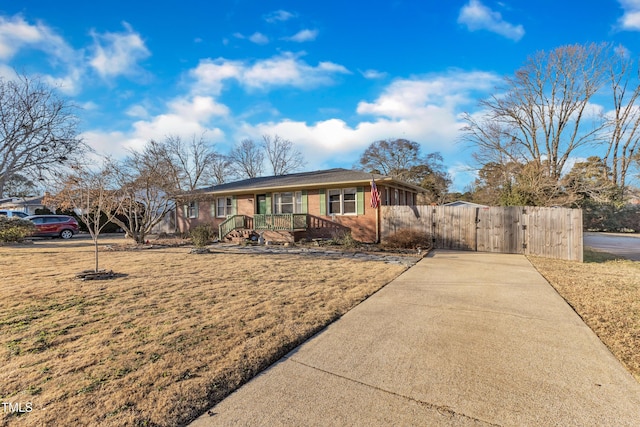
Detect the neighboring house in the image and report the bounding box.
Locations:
[0,196,47,215]
[177,168,426,243]
[443,201,488,208]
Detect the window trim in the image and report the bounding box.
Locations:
[327,187,358,216]
[273,191,303,214]
[215,197,234,218]
[185,201,198,219]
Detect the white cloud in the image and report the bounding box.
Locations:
[126,104,150,119]
[284,29,318,42]
[0,14,73,60]
[264,10,295,23]
[361,69,388,79]
[357,71,500,119]
[458,0,524,41]
[42,67,85,95]
[83,69,499,190]
[190,59,244,95]
[89,22,150,78]
[81,129,129,158]
[168,95,229,120]
[83,95,228,156]
[617,0,640,30]
[0,14,84,94]
[235,71,501,170]
[190,52,350,94]
[249,32,269,45]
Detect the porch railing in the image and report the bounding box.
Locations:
[254,213,308,231]
[218,215,249,238]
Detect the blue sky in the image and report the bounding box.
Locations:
[1,0,639,190]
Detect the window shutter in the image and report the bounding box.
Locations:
[265,193,272,214]
[319,189,326,215]
[357,187,364,215]
[183,204,188,218]
[194,202,199,218]
[301,190,308,214]
[232,196,237,215]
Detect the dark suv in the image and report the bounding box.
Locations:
[26,215,79,239]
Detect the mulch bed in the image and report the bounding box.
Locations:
[75,270,128,280]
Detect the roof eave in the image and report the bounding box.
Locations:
[185,177,425,197]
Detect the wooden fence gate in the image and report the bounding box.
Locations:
[381,206,583,261]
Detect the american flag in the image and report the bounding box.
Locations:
[370,177,381,209]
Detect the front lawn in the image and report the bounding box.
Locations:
[0,238,406,426]
[530,249,640,382]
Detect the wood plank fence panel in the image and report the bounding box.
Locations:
[381,205,582,261]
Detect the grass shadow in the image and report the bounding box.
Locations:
[584,247,628,263]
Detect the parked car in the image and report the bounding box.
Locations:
[0,210,29,218]
[25,215,79,239]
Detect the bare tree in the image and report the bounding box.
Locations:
[157,134,221,191]
[228,139,264,179]
[210,154,231,184]
[0,73,85,197]
[603,48,640,197]
[463,43,609,185]
[262,134,306,175]
[48,162,121,272]
[359,139,421,180]
[358,138,451,201]
[109,144,178,244]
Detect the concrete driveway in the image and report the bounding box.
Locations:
[191,251,640,426]
[584,232,640,261]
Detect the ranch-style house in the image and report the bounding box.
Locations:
[177,168,426,243]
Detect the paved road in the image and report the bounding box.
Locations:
[584,232,640,261]
[190,250,640,426]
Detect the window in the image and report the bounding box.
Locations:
[274,191,302,214]
[185,201,198,218]
[215,197,234,217]
[328,188,357,215]
[394,189,399,206]
[384,188,390,206]
[328,189,341,214]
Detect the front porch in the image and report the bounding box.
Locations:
[218,213,348,243]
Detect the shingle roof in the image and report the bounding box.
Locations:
[191,168,424,195]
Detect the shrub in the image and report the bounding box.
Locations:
[329,230,359,248]
[583,203,640,232]
[382,228,432,250]
[190,224,214,248]
[0,217,36,243]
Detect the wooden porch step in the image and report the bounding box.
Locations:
[225,229,258,243]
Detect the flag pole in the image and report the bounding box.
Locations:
[371,175,381,243]
[376,201,380,243]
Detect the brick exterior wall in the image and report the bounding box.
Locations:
[177,184,416,243]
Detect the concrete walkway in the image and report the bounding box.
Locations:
[191,251,640,426]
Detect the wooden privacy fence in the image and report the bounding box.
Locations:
[381,205,583,262]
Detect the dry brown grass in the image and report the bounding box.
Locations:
[0,237,406,426]
[529,250,640,382]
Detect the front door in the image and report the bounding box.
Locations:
[257,195,267,214]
